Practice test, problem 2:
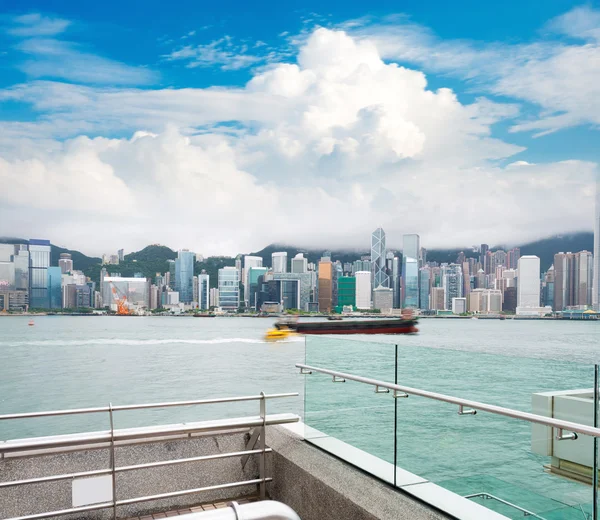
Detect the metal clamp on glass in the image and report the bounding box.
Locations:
[332,376,346,383]
[299,368,312,375]
[458,405,477,415]
[393,390,409,398]
[555,428,578,441]
[374,385,390,394]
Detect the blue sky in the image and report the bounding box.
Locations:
[0,0,598,254]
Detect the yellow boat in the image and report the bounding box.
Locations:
[265,325,297,342]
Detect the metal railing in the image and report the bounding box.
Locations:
[0,392,299,520]
[297,363,600,439]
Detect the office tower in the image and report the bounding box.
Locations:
[554,251,593,310]
[479,244,489,266]
[175,250,195,303]
[209,287,219,308]
[431,287,446,311]
[576,251,594,307]
[291,253,308,274]
[192,275,198,304]
[28,239,51,309]
[235,255,242,276]
[456,252,466,265]
[419,267,431,310]
[118,249,124,262]
[150,285,159,310]
[373,287,393,313]
[47,267,62,309]
[355,271,371,309]
[371,228,389,288]
[336,276,356,310]
[420,247,427,265]
[507,248,521,270]
[594,173,600,310]
[403,234,420,263]
[248,267,268,309]
[352,259,371,275]
[517,256,541,312]
[343,262,353,275]
[318,259,333,313]
[58,253,73,274]
[272,252,288,273]
[167,260,176,290]
[332,262,342,309]
[503,287,517,312]
[442,264,463,310]
[218,267,239,310]
[543,267,555,308]
[493,250,507,269]
[392,256,400,308]
[243,256,263,306]
[402,257,419,309]
[462,262,471,297]
[198,272,210,310]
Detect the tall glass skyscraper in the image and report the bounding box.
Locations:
[28,239,51,309]
[442,264,463,311]
[402,234,420,265]
[175,250,195,303]
[248,267,268,309]
[198,272,210,310]
[593,173,600,310]
[402,257,419,308]
[371,228,388,288]
[218,267,240,310]
[47,266,62,309]
[419,267,431,310]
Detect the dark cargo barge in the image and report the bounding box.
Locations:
[278,318,418,335]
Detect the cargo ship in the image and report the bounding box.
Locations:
[265,317,418,340]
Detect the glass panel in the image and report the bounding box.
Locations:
[304,335,396,484]
[394,343,595,519]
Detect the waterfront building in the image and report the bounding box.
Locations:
[402,256,419,309]
[451,297,467,315]
[272,252,288,273]
[243,256,263,306]
[248,267,269,309]
[355,271,371,310]
[29,239,51,309]
[58,253,73,274]
[554,251,594,310]
[503,286,517,312]
[192,275,198,305]
[149,284,159,310]
[209,287,219,308]
[274,272,313,311]
[371,228,388,289]
[517,255,542,314]
[218,267,240,311]
[419,267,431,310]
[291,254,308,274]
[336,276,356,311]
[467,290,481,313]
[442,264,463,311]
[392,256,400,308]
[468,289,502,313]
[198,272,210,310]
[543,267,555,308]
[373,286,393,313]
[431,287,446,311]
[47,266,62,309]
[175,250,195,303]
[318,258,333,313]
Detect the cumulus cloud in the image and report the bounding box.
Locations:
[346,6,600,136]
[0,27,597,255]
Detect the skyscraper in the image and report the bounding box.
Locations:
[517,256,541,313]
[118,249,124,262]
[355,271,371,309]
[291,253,308,274]
[59,253,73,274]
[442,264,463,311]
[272,252,288,273]
[371,228,388,288]
[392,256,400,308]
[419,267,431,310]
[594,174,600,310]
[318,258,333,313]
[218,267,239,310]
[554,251,594,310]
[402,257,419,309]
[29,239,51,309]
[243,256,263,306]
[198,271,210,310]
[403,234,420,263]
[47,266,62,309]
[175,250,195,303]
[479,244,489,266]
[248,266,268,309]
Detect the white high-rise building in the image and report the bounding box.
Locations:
[198,272,209,310]
[594,173,600,310]
[355,271,371,309]
[243,256,263,306]
[517,256,542,315]
[272,252,288,273]
[291,253,308,274]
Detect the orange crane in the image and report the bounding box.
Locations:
[110,282,132,315]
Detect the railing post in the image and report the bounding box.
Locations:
[109,403,117,520]
[594,365,598,520]
[259,392,266,500]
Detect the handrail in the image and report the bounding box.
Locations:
[0,393,297,421]
[297,363,600,438]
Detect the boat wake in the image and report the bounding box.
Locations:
[6,338,276,347]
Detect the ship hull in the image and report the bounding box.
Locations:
[287,319,418,335]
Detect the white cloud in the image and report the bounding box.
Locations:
[345,6,600,135]
[8,13,70,37]
[0,27,597,255]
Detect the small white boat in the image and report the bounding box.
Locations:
[28,319,34,327]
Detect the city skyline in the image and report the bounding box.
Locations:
[0,3,598,256]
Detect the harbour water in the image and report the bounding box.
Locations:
[1,316,598,518]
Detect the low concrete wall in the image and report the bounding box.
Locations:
[266,426,450,520]
[0,430,259,520]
